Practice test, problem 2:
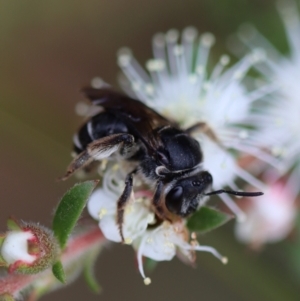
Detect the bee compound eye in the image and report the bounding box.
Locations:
[165,186,184,214]
[203,171,213,183]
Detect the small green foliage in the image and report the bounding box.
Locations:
[0,235,6,266]
[83,250,102,294]
[7,217,21,231]
[186,206,232,233]
[144,258,158,273]
[0,258,5,267]
[0,294,15,301]
[52,261,66,283]
[52,181,99,250]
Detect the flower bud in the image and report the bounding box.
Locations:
[0,219,59,274]
[235,179,296,248]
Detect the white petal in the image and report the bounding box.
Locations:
[99,217,122,243]
[99,200,154,243]
[123,202,155,241]
[1,231,36,264]
[141,235,176,261]
[87,188,117,220]
[201,138,236,188]
[137,224,178,262]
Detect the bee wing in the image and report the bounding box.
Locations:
[82,87,175,154]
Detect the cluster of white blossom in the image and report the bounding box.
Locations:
[87,27,265,282]
[88,1,300,282]
[87,165,227,284]
[233,0,300,247]
[116,28,269,221]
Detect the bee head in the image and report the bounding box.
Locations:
[165,171,213,217]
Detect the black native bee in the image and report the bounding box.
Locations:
[62,87,262,241]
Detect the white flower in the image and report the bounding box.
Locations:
[235,176,297,247]
[135,221,227,284]
[1,231,36,265]
[236,1,300,177]
[88,188,155,244]
[87,166,227,283]
[116,27,267,220]
[87,167,155,244]
[230,1,300,245]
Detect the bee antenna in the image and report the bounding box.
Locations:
[205,189,263,197]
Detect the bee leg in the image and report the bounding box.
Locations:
[116,170,137,243]
[60,133,134,180]
[152,181,171,222]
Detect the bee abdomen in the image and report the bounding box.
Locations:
[73,111,129,154]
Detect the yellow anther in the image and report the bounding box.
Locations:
[98,208,107,219]
[144,277,152,285]
[191,232,197,240]
[124,237,133,245]
[222,257,228,264]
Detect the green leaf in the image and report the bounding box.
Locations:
[144,257,158,273]
[0,235,5,246]
[52,261,66,283]
[0,236,7,266]
[186,206,232,233]
[0,294,15,301]
[0,249,6,267]
[7,217,21,231]
[83,250,102,294]
[52,180,99,249]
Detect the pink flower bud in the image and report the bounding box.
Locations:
[0,220,59,274]
[235,179,297,248]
